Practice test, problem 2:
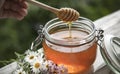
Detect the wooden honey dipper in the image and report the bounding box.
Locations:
[27,0,80,22]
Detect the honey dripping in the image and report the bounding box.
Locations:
[67,22,73,52]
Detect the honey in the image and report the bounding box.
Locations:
[43,30,97,74]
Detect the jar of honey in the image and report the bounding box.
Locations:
[42,17,98,74]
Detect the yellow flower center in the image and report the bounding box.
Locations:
[19,72,22,74]
[46,64,49,68]
[29,56,34,59]
[35,63,40,68]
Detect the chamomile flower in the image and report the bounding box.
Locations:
[25,49,31,55]
[42,60,49,71]
[24,51,38,64]
[14,68,26,74]
[37,49,44,54]
[31,59,45,74]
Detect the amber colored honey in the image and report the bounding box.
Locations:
[43,30,97,74]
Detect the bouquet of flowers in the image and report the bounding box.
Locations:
[13,49,68,74]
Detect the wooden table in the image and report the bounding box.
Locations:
[0,10,120,74]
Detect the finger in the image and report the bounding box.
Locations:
[10,3,27,13]
[12,10,25,20]
[14,0,28,8]
[19,1,28,9]
[3,9,24,20]
[11,3,23,12]
[14,0,25,2]
[17,8,28,17]
[3,1,21,11]
[10,5,28,17]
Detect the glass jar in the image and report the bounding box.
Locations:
[42,17,97,74]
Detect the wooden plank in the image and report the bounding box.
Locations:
[94,10,120,36]
[0,62,17,74]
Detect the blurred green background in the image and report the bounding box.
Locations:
[0,0,120,67]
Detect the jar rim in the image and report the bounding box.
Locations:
[43,17,96,46]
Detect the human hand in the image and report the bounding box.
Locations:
[0,0,28,20]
